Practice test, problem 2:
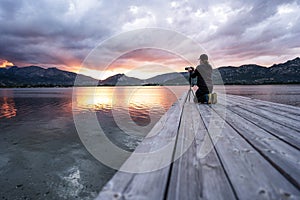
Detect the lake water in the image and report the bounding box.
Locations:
[0,86,186,200]
[0,85,299,199]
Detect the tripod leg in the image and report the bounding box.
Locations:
[187,88,194,102]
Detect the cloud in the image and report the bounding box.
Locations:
[0,0,299,78]
[205,0,300,66]
[108,48,189,69]
[0,0,112,67]
[121,5,157,31]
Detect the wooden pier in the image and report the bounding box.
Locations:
[96,93,300,200]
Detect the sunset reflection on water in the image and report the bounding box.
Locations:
[127,87,177,126]
[73,86,179,111]
[0,95,17,119]
[72,86,182,132]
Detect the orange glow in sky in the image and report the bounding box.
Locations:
[1,46,296,80]
[0,60,14,68]
[75,49,194,80]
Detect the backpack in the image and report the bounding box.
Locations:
[194,93,217,104]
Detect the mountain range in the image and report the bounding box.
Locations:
[0,57,299,87]
[0,66,96,87]
[216,57,300,84]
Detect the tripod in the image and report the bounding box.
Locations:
[187,72,195,102]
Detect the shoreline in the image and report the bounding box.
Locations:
[0,83,300,89]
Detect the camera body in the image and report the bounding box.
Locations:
[185,66,195,87]
[185,66,194,71]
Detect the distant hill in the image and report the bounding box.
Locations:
[99,73,144,86]
[145,72,189,85]
[215,64,269,84]
[216,57,300,84]
[146,72,179,83]
[0,57,299,87]
[0,66,97,87]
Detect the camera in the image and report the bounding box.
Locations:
[185,66,194,71]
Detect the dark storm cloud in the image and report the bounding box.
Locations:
[0,0,299,71]
[213,0,287,37]
[0,0,115,66]
[186,0,300,66]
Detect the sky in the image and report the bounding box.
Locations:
[0,0,300,79]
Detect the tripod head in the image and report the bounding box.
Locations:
[184,66,194,71]
[184,66,194,87]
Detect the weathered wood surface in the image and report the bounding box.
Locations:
[223,95,300,131]
[166,98,236,200]
[218,95,300,150]
[221,103,300,150]
[96,93,187,199]
[96,93,300,200]
[227,94,300,118]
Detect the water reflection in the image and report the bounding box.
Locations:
[73,87,113,112]
[73,87,179,128]
[72,86,182,148]
[127,87,175,127]
[0,97,17,119]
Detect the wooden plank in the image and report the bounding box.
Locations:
[166,101,236,200]
[197,104,300,199]
[226,94,300,111]
[225,94,300,122]
[224,104,300,150]
[219,95,300,132]
[211,104,300,188]
[96,93,187,199]
[220,95,300,131]
[227,94,300,117]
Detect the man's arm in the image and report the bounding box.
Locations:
[190,68,199,78]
